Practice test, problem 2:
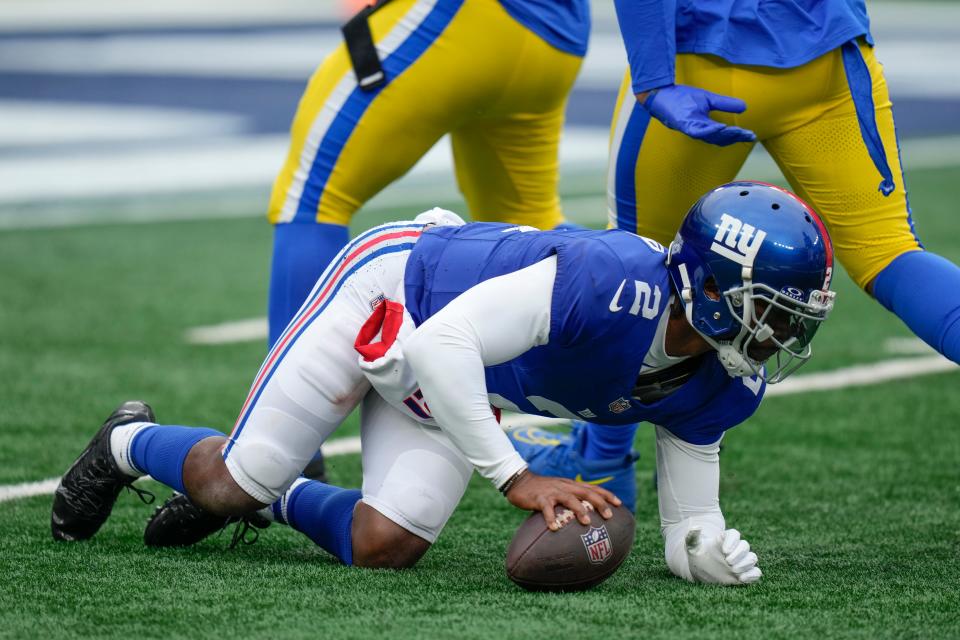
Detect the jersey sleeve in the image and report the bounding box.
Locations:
[614,0,677,94]
[402,257,556,488]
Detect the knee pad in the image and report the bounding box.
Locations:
[378,482,448,536]
[368,449,466,541]
[228,440,302,504]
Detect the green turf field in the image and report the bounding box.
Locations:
[1,168,959,639]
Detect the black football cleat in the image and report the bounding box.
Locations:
[51,400,156,542]
[144,492,270,549]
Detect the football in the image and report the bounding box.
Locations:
[505,502,635,591]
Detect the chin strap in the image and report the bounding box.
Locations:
[712,343,758,377]
[676,262,762,378]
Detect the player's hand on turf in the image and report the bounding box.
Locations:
[639,84,757,147]
[684,527,762,585]
[505,471,621,530]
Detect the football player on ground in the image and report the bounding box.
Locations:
[521,0,960,506]
[268,0,589,478]
[52,182,833,585]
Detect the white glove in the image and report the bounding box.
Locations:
[685,527,762,585]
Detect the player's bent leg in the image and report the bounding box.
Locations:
[356,392,473,565]
[265,0,470,344]
[451,11,581,230]
[872,250,960,363]
[268,222,350,348]
[147,224,418,549]
[264,478,428,567]
[763,43,960,363]
[182,437,266,516]
[452,106,569,230]
[351,502,431,568]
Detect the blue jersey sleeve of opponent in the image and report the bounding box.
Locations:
[615,0,873,93]
[405,223,765,444]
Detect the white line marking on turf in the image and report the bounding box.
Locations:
[2,356,955,504]
[884,337,936,355]
[765,355,955,396]
[0,478,61,502]
[186,318,268,345]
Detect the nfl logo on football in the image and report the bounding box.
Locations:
[580,526,613,564]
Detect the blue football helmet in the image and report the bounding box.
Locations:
[666,181,836,383]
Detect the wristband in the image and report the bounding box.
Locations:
[498,467,528,496]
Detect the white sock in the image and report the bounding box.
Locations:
[109,421,156,477]
[271,477,309,525]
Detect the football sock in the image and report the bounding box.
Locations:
[268,221,350,347]
[126,425,224,493]
[273,478,361,565]
[582,421,638,461]
[110,421,156,477]
[873,250,960,363]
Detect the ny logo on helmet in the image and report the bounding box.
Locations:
[710,213,767,267]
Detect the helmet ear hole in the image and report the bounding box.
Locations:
[703,276,721,301]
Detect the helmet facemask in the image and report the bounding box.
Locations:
[722,274,835,382]
[677,263,835,383]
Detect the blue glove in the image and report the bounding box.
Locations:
[642,84,757,147]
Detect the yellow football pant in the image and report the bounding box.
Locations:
[608,41,921,290]
[269,0,582,229]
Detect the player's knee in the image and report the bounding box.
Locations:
[227,439,302,505]
[182,438,264,516]
[353,532,427,569]
[352,502,431,569]
[392,485,449,534]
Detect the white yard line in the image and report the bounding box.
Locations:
[765,355,954,396]
[883,337,936,355]
[186,318,267,345]
[0,477,61,502]
[2,355,956,504]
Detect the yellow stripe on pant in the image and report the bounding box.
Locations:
[268,0,582,229]
[608,40,921,290]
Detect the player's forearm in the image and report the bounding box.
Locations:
[655,425,723,528]
[655,426,725,579]
[404,322,527,487]
[614,0,677,94]
[402,257,556,488]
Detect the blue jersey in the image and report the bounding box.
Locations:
[615,0,873,93]
[404,223,765,444]
[497,0,591,57]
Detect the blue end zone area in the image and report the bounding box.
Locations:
[1,6,958,220]
[1,70,958,137]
